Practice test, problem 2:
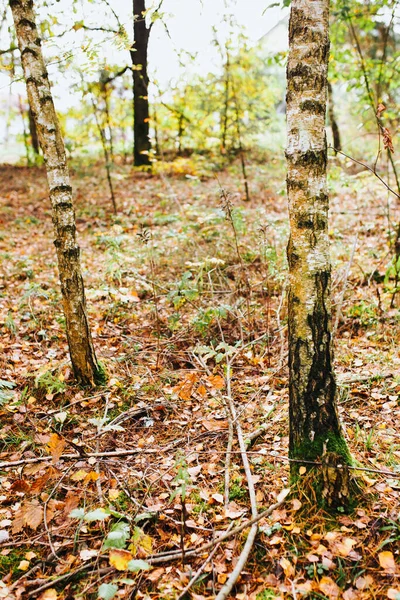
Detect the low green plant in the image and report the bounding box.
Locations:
[35,371,66,395]
[256,589,280,600]
[0,379,16,405]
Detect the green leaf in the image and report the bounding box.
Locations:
[127,559,152,572]
[103,522,130,549]
[98,583,118,599]
[69,508,85,519]
[134,511,156,523]
[84,508,111,521]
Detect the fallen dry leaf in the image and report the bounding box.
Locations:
[109,549,133,571]
[379,551,397,573]
[207,374,225,389]
[47,433,66,463]
[38,590,58,600]
[279,556,295,578]
[319,576,340,599]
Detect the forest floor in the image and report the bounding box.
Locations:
[0,154,399,600]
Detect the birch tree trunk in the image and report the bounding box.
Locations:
[286,0,351,507]
[10,0,101,386]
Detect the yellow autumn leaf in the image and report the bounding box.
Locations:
[83,471,100,484]
[299,466,307,475]
[38,590,58,600]
[379,551,396,573]
[319,576,340,599]
[279,557,295,578]
[109,549,133,571]
[108,489,120,501]
[38,588,58,600]
[18,560,30,571]
[71,470,88,481]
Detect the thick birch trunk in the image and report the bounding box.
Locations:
[10,0,100,386]
[286,0,351,503]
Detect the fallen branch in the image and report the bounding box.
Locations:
[26,566,113,598]
[0,447,171,469]
[215,360,259,600]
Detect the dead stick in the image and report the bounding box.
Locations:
[0,447,172,469]
[215,360,259,600]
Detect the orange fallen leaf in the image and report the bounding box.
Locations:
[47,433,66,463]
[207,375,225,390]
[173,373,198,400]
[379,551,396,573]
[197,384,207,397]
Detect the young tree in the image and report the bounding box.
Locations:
[10,0,101,386]
[286,0,352,507]
[131,0,151,166]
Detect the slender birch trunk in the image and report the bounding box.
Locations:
[286,0,351,507]
[10,0,101,386]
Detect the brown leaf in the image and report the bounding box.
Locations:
[202,419,228,432]
[11,511,24,534]
[10,479,31,494]
[197,384,207,397]
[23,500,43,530]
[46,499,64,523]
[377,103,386,117]
[146,567,165,582]
[382,127,395,153]
[47,434,66,463]
[30,469,52,495]
[63,491,80,517]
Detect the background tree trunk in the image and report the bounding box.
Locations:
[28,106,40,157]
[286,0,351,503]
[328,81,342,153]
[10,0,101,386]
[131,0,151,166]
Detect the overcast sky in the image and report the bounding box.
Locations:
[0,0,287,154]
